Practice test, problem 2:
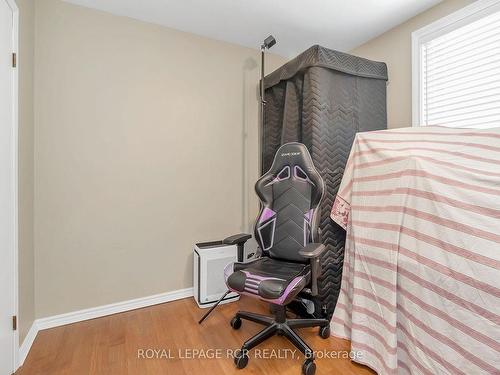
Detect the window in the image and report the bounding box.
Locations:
[412,0,500,128]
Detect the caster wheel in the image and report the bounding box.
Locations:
[319,325,330,339]
[230,316,242,330]
[302,359,316,375]
[234,351,249,369]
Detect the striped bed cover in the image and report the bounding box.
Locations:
[330,126,500,374]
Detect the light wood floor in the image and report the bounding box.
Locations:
[17,296,374,375]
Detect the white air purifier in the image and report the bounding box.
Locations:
[193,240,255,308]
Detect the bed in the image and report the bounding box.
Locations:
[330,126,500,374]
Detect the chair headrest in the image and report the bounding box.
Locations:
[256,142,324,214]
[266,142,321,184]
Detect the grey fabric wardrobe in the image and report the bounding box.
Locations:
[262,45,388,320]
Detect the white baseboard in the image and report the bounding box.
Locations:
[37,287,193,330]
[18,321,39,367]
[17,287,193,369]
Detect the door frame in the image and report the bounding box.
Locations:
[3,0,19,371]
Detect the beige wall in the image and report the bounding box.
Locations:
[16,0,35,344]
[29,0,474,319]
[351,0,476,128]
[34,0,286,317]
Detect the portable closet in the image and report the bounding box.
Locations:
[262,45,388,318]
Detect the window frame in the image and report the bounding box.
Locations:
[411,0,500,126]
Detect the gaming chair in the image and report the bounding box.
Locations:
[223,142,330,375]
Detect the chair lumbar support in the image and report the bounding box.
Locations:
[231,304,330,375]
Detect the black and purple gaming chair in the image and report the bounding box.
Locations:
[223,142,330,375]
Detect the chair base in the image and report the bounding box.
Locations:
[231,305,330,375]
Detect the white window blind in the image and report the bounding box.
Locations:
[421,8,500,128]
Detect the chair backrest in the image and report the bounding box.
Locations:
[254,142,324,263]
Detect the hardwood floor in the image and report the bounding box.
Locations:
[17,296,374,375]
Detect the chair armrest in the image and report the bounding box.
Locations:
[299,243,326,296]
[298,243,326,258]
[223,233,252,262]
[223,233,252,245]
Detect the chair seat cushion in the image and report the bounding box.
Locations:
[224,257,310,305]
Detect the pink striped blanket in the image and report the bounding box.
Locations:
[330,126,500,375]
